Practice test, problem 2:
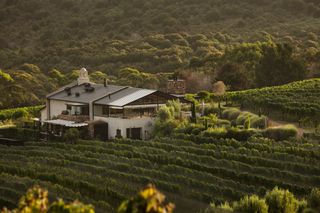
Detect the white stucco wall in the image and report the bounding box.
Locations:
[94,116,155,140]
[49,99,67,119]
[40,108,47,122]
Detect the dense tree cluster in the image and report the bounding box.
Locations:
[0,0,320,93]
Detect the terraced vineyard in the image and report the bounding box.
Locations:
[0,138,320,212]
[225,79,320,121]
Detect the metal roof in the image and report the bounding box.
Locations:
[43,119,88,127]
[97,88,156,107]
[49,83,126,103]
[48,81,166,107]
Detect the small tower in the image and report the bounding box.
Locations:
[78,68,90,85]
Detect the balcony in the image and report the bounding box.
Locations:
[57,114,90,123]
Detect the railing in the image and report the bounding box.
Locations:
[57,114,90,122]
[94,113,157,119]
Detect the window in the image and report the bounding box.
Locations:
[116,129,122,138]
[102,106,109,115]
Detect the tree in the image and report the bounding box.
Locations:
[216,63,250,90]
[256,42,307,87]
[265,187,299,213]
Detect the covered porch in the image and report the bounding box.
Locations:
[41,119,88,141]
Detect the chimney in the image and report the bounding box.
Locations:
[77,67,90,85]
[104,78,108,87]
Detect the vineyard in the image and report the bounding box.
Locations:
[225,78,320,124]
[0,137,320,212]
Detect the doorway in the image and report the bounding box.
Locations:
[94,122,108,141]
[126,128,142,140]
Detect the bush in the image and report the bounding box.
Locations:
[216,119,231,127]
[244,117,251,129]
[2,185,94,213]
[308,188,320,211]
[201,127,227,138]
[0,106,43,121]
[251,116,267,129]
[0,127,36,140]
[233,195,268,213]
[63,128,80,144]
[226,128,257,141]
[265,187,299,213]
[117,184,174,213]
[263,125,298,141]
[221,108,241,121]
[157,106,173,122]
[204,105,220,116]
[236,111,253,126]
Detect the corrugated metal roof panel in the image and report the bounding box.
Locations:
[95,88,156,106]
[108,89,156,106]
[49,83,126,103]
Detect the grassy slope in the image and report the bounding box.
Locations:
[0,138,320,212]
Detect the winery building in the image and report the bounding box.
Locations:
[40,68,177,140]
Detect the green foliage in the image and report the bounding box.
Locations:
[221,108,241,121]
[233,195,268,213]
[117,184,174,213]
[157,106,173,122]
[244,118,250,130]
[0,69,14,83]
[265,187,299,213]
[0,137,320,212]
[63,128,80,144]
[307,188,320,211]
[263,125,298,141]
[256,43,307,87]
[225,79,320,126]
[1,185,94,213]
[216,63,250,91]
[153,101,184,137]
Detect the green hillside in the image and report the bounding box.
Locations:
[0,138,319,212]
[1,0,320,73]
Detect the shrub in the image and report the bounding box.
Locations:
[226,128,257,141]
[157,106,173,122]
[204,105,220,116]
[63,128,80,144]
[265,187,299,213]
[221,108,241,121]
[12,109,29,120]
[153,120,179,137]
[205,202,233,213]
[297,199,308,213]
[201,127,227,138]
[0,127,36,140]
[236,111,253,126]
[216,119,231,128]
[251,116,267,129]
[263,125,298,141]
[308,188,320,211]
[233,195,268,213]
[244,117,251,129]
[117,184,174,213]
[2,186,94,213]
